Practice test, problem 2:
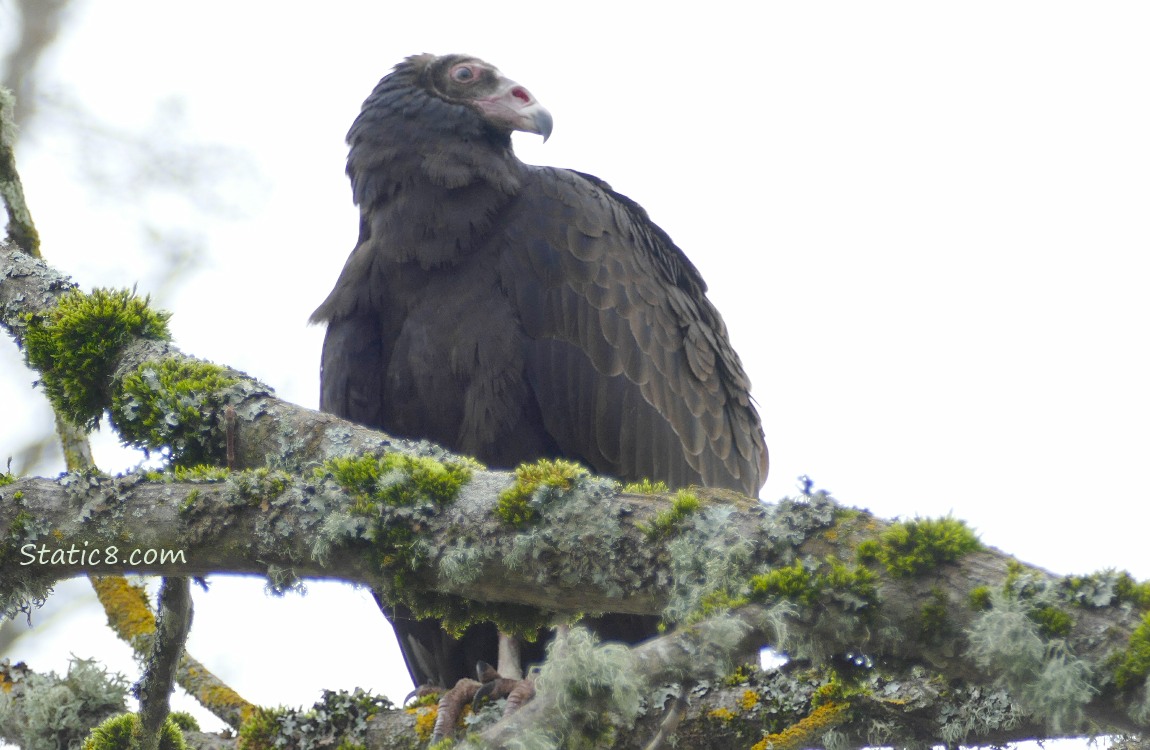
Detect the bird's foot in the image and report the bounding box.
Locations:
[428,661,537,742]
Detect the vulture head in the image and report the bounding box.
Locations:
[346,54,553,205]
[414,54,553,141]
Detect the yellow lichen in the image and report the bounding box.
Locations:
[750,701,849,750]
[197,681,257,726]
[740,689,760,711]
[709,707,736,721]
[413,704,438,741]
[89,575,155,645]
[91,580,256,728]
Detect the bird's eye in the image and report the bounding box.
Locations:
[451,65,476,83]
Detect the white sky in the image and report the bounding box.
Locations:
[1,0,1148,742]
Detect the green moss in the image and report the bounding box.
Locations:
[81,712,187,750]
[1,510,35,566]
[8,510,33,536]
[318,453,474,514]
[0,471,14,487]
[855,540,880,561]
[439,597,552,640]
[167,712,198,731]
[1113,612,1150,690]
[229,467,292,504]
[820,558,879,608]
[22,287,171,428]
[751,558,878,612]
[495,458,588,526]
[752,561,816,604]
[172,464,231,482]
[1115,572,1150,610]
[723,664,754,687]
[314,453,549,638]
[696,589,751,621]
[969,586,993,611]
[857,515,981,577]
[111,357,239,465]
[1030,605,1074,638]
[641,489,701,541]
[621,478,669,495]
[237,706,286,750]
[1003,559,1027,592]
[919,587,949,640]
[810,670,869,707]
[180,489,198,514]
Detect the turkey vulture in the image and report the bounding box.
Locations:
[312,53,767,689]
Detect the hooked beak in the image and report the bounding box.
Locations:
[473,77,553,142]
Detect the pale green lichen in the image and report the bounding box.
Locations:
[234,689,391,750]
[438,544,486,587]
[664,506,756,624]
[967,592,1095,732]
[0,657,129,750]
[532,627,645,742]
[936,686,1022,745]
[1063,569,1150,610]
[112,357,240,465]
[21,287,171,428]
[504,473,633,595]
[757,489,840,549]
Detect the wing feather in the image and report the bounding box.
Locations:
[497,166,767,495]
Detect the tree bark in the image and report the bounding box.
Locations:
[3,245,1150,748]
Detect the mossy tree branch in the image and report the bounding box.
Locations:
[4,247,1150,747]
[2,466,1148,743]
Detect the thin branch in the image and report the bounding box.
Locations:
[88,576,255,729]
[136,576,192,749]
[0,88,40,255]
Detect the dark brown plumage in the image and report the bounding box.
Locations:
[312,53,767,689]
